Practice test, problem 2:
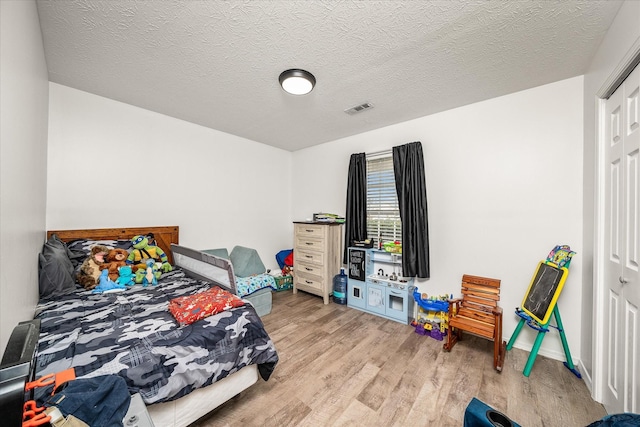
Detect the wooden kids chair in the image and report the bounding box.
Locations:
[443,274,506,372]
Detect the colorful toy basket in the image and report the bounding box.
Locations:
[273,275,293,291]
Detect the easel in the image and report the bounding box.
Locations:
[506,245,580,378]
[507,305,580,378]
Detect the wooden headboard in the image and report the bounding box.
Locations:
[46,226,180,265]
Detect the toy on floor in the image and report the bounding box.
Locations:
[276,249,293,276]
[506,244,580,378]
[412,291,451,341]
[92,269,126,294]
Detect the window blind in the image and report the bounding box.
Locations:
[366,155,401,244]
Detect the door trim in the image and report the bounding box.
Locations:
[593,36,640,404]
[597,38,640,99]
[593,96,606,403]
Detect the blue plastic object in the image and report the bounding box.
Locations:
[464,397,521,427]
[333,268,348,304]
[588,413,640,426]
[275,249,293,269]
[413,289,449,312]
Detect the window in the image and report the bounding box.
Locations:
[366,154,401,244]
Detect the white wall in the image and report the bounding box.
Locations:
[46,83,293,272]
[293,76,585,361]
[582,0,640,395]
[0,0,49,354]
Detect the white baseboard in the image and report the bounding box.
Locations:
[578,358,594,395]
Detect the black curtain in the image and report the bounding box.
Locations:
[393,142,430,278]
[344,153,367,264]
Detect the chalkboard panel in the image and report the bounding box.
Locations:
[521,261,569,324]
[348,248,366,281]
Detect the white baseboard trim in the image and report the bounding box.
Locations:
[578,358,594,396]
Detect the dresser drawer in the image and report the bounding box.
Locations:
[295,260,324,278]
[294,223,326,241]
[294,271,323,292]
[296,248,324,266]
[295,235,325,251]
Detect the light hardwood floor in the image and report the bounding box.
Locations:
[194,290,606,427]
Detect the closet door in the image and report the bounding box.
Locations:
[603,64,639,414]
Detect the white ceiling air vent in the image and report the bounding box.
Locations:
[344,102,374,115]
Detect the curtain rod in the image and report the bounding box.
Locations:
[366,149,392,159]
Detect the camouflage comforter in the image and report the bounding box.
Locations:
[33,269,278,404]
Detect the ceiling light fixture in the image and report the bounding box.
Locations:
[279,69,316,95]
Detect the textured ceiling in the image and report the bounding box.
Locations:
[35,0,622,151]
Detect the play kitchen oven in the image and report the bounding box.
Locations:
[347,247,415,324]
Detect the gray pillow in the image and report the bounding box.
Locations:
[38,234,76,300]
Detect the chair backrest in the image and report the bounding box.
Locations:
[459,274,501,318]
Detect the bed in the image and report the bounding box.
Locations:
[32,226,279,426]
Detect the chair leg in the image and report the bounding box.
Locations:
[493,313,505,372]
[493,338,503,372]
[443,326,461,351]
[497,340,506,372]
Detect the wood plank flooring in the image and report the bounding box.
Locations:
[193,290,606,427]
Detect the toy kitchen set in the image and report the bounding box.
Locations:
[347,246,415,324]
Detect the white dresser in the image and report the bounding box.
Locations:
[293,222,343,304]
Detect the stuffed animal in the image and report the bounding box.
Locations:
[77,245,109,290]
[115,265,135,287]
[100,248,129,281]
[135,259,159,286]
[92,269,126,294]
[126,235,172,274]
